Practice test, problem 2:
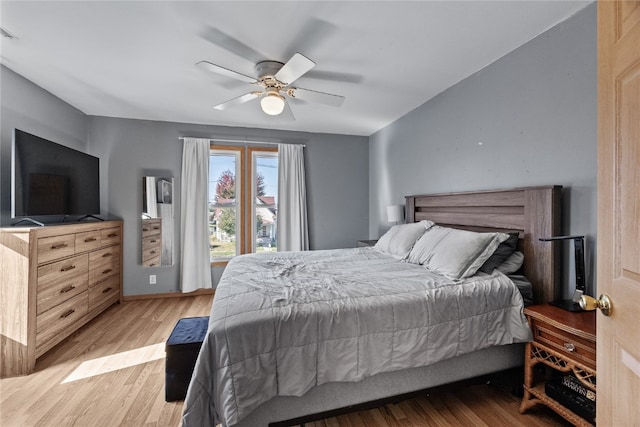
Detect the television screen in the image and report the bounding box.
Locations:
[12,129,100,218]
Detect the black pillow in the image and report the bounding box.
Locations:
[509,275,534,306]
[478,232,519,274]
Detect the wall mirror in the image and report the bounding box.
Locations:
[142,176,174,267]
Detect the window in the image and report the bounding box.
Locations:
[208,145,278,263]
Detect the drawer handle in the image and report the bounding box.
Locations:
[152,226,160,230]
[142,228,150,232]
[60,265,76,272]
[51,243,68,250]
[60,309,75,319]
[84,237,97,243]
[102,287,113,294]
[102,252,112,258]
[102,269,113,275]
[150,250,156,254]
[150,239,157,243]
[107,233,118,238]
[60,285,76,293]
[564,343,576,352]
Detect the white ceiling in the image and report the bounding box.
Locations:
[0,1,590,137]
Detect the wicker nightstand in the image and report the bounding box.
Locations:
[520,304,596,426]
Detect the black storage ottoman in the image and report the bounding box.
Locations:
[165,316,209,402]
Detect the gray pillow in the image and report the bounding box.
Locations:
[407,226,509,279]
[373,220,434,259]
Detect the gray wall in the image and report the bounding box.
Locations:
[0,66,89,225]
[1,64,368,297]
[2,4,596,299]
[369,4,597,297]
[88,117,369,296]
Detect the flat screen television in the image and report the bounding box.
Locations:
[11,129,100,221]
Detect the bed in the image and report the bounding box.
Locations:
[183,186,562,427]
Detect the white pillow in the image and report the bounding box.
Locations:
[374,220,434,259]
[496,251,525,274]
[407,226,509,279]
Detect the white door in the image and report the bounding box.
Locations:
[596,0,640,424]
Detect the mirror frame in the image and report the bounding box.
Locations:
[142,176,174,267]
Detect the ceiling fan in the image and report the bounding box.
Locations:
[197,53,345,117]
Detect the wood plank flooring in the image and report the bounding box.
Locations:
[303,378,571,427]
[1,295,571,427]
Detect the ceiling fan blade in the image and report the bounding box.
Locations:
[283,18,336,64]
[287,87,345,107]
[199,26,265,64]
[214,92,261,111]
[303,69,364,84]
[197,61,256,84]
[274,53,315,85]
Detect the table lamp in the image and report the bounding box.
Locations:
[386,205,404,225]
[539,235,586,312]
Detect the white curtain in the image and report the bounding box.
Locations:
[144,177,158,218]
[277,143,309,251]
[180,138,213,292]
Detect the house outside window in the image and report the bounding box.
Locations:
[209,145,278,263]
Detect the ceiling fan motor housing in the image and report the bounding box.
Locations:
[255,60,285,80]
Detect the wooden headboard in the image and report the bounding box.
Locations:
[405,186,562,305]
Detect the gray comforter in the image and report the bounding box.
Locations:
[182,248,532,426]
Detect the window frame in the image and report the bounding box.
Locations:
[209,144,277,266]
[248,147,278,254]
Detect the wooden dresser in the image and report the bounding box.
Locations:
[0,220,123,378]
[142,218,162,267]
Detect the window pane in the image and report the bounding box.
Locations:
[210,207,237,259]
[255,211,276,253]
[209,151,241,260]
[253,153,278,252]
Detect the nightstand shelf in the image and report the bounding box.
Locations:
[527,383,592,427]
[520,304,596,426]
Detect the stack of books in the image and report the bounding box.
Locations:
[545,374,596,423]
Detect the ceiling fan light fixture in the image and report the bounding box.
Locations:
[260,92,285,116]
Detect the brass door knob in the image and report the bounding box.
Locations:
[579,294,612,316]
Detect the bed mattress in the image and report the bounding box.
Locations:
[182,247,532,426]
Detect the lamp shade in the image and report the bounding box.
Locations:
[386,205,404,223]
[260,93,285,115]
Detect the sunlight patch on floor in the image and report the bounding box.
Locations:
[62,342,165,383]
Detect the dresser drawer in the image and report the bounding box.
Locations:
[75,230,103,253]
[37,234,75,264]
[143,254,161,267]
[101,227,121,246]
[36,291,88,357]
[37,254,88,315]
[37,254,88,308]
[142,235,161,251]
[142,219,161,238]
[89,275,120,313]
[531,318,596,369]
[89,254,119,286]
[142,236,161,260]
[89,245,121,269]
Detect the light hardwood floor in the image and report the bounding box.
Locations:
[1,295,570,427]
